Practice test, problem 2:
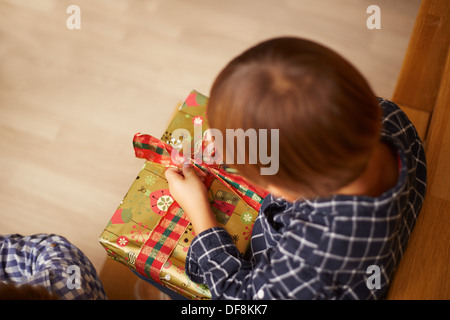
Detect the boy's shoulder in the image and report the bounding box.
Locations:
[377,98,425,173]
[377,98,420,140]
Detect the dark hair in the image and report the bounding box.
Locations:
[0,282,59,300]
[207,37,381,198]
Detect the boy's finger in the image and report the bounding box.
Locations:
[182,163,196,178]
[182,164,207,183]
[165,167,184,183]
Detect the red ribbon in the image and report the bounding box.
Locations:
[133,133,268,211]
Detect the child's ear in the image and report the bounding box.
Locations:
[266,184,282,197]
[267,184,299,202]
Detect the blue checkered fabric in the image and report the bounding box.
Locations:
[0,234,106,300]
[186,99,427,300]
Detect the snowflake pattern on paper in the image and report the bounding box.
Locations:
[157,195,173,212]
[145,175,156,186]
[130,222,150,243]
[192,116,203,126]
[150,189,174,216]
[242,224,254,240]
[117,236,129,247]
[240,212,253,224]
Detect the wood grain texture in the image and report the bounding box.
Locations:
[387,196,450,299]
[398,104,430,141]
[387,35,450,300]
[426,50,450,202]
[392,0,450,113]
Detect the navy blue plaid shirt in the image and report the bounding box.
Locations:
[0,234,106,299]
[186,99,427,299]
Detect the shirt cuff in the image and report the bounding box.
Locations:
[185,227,241,284]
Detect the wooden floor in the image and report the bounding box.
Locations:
[0,0,433,299]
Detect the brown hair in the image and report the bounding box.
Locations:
[207,37,381,198]
[0,282,59,300]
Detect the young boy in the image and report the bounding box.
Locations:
[165,37,427,299]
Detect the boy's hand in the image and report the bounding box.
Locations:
[165,164,219,234]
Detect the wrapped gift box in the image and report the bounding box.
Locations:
[99,91,268,299]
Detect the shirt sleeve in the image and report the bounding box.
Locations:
[185,227,327,300]
[0,234,107,300]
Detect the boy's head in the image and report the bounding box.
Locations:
[207,37,381,199]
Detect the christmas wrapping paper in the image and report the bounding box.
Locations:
[99,91,268,299]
